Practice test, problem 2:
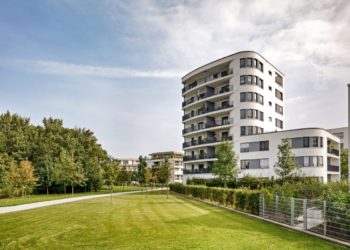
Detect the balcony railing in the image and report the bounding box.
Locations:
[182,85,232,107]
[182,68,233,94]
[183,167,212,174]
[183,153,216,162]
[327,165,340,172]
[183,102,233,121]
[182,118,233,135]
[183,136,233,148]
[327,148,340,156]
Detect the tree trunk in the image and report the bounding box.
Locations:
[46,186,49,195]
[110,185,113,204]
[90,183,93,192]
[72,184,74,195]
[166,183,169,199]
[64,184,66,194]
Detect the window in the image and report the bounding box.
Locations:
[240,75,264,89]
[240,58,264,72]
[275,118,283,129]
[275,89,283,100]
[240,126,264,136]
[240,92,263,105]
[295,156,323,167]
[269,86,272,91]
[290,137,323,148]
[275,72,283,86]
[260,141,269,151]
[240,109,264,121]
[269,101,272,106]
[240,143,249,152]
[275,104,283,115]
[241,159,269,169]
[269,70,272,75]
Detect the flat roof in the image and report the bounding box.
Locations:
[244,127,337,136]
[182,50,285,81]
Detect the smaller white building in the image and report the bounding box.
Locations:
[183,128,340,184]
[147,151,184,183]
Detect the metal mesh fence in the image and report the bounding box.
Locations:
[259,194,350,243]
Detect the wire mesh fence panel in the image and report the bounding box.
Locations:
[259,194,350,243]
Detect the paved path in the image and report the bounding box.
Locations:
[0,188,165,215]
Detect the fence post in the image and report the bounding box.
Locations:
[275,195,279,219]
[259,194,265,217]
[303,199,307,230]
[323,200,327,236]
[291,197,295,226]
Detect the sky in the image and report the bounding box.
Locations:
[0,0,349,158]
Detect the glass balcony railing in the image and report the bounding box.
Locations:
[182,85,232,107]
[183,136,232,148]
[182,118,233,135]
[182,68,233,94]
[327,148,340,156]
[182,102,233,121]
[183,153,216,162]
[327,165,339,172]
[183,167,212,174]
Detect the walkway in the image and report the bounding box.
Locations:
[0,188,164,215]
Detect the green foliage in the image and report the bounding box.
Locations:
[117,167,131,184]
[212,141,238,188]
[169,184,262,215]
[137,156,147,183]
[155,160,171,184]
[340,148,348,179]
[0,111,110,197]
[274,139,298,179]
[103,159,119,189]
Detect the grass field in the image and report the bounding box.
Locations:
[0,186,143,207]
[0,192,344,250]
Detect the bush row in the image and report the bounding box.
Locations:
[169,183,263,215]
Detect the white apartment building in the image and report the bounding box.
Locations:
[181,51,340,183]
[118,158,139,172]
[147,151,184,183]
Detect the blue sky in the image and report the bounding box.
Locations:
[0,0,349,157]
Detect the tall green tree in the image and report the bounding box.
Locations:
[57,150,85,194]
[155,160,171,198]
[37,156,55,195]
[137,156,147,184]
[212,141,238,188]
[340,148,348,179]
[103,158,119,203]
[274,139,298,179]
[117,167,130,185]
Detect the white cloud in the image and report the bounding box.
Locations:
[0,59,185,78]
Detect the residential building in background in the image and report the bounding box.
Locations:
[181,51,340,183]
[147,151,183,183]
[327,127,348,149]
[118,158,139,172]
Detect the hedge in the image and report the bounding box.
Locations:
[169,183,263,215]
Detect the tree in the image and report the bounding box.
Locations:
[212,141,238,188]
[137,156,147,184]
[340,148,348,179]
[155,160,171,198]
[117,167,130,185]
[144,168,154,186]
[56,150,85,194]
[6,160,38,197]
[37,156,55,195]
[103,158,119,203]
[274,139,298,179]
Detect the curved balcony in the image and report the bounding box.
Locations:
[183,102,233,121]
[182,118,233,135]
[182,85,232,108]
[183,153,216,162]
[183,136,233,149]
[182,68,233,95]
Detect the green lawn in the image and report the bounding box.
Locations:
[0,192,344,250]
[0,186,143,207]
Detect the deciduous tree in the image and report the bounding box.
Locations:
[274,139,298,179]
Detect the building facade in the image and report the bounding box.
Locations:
[147,151,183,183]
[182,51,340,183]
[327,127,348,149]
[118,158,139,172]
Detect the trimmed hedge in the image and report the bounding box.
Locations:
[169,183,263,215]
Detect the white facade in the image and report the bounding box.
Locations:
[147,151,184,183]
[182,51,340,183]
[327,127,348,149]
[118,158,139,172]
